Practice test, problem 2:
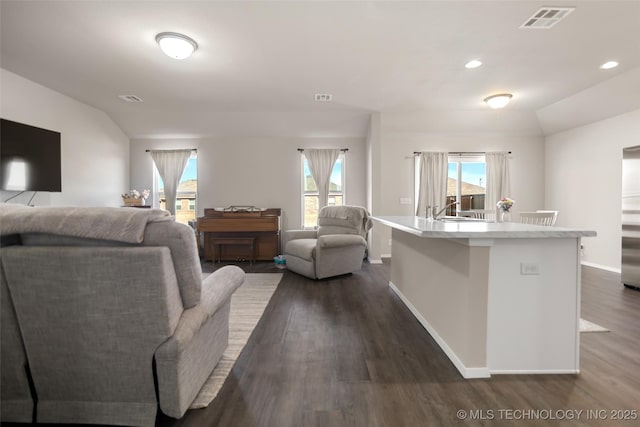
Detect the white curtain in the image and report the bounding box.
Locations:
[150,149,192,215]
[485,152,511,212]
[416,152,448,217]
[305,148,340,210]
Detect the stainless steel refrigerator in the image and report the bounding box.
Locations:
[622,145,640,290]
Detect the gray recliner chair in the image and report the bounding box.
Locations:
[1,236,34,423]
[0,205,244,426]
[283,205,373,279]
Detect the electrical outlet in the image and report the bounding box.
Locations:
[520,262,540,275]
[399,197,412,205]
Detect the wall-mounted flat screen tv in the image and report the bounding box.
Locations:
[1,118,62,192]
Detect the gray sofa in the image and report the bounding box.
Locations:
[0,205,244,426]
[283,205,373,279]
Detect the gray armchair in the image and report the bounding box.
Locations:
[0,205,244,426]
[284,205,373,279]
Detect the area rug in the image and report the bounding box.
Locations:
[190,272,282,409]
[579,318,609,333]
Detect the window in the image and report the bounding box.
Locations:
[153,152,197,224]
[302,153,345,228]
[414,153,486,216]
[447,155,486,214]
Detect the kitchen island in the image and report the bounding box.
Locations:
[373,216,596,379]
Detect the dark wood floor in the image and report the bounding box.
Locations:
[201,259,285,274]
[156,261,640,427]
[5,262,638,426]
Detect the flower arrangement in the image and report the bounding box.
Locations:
[122,189,150,200]
[497,197,515,212]
[122,189,150,206]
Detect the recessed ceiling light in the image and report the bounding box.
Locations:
[484,93,513,109]
[600,61,619,70]
[156,32,198,60]
[465,59,482,69]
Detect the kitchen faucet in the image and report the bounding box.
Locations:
[427,201,460,219]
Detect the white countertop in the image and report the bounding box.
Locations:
[372,216,597,239]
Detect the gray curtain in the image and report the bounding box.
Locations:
[150,149,192,215]
[416,152,448,217]
[305,149,340,210]
[485,152,511,213]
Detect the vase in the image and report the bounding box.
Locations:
[500,210,511,223]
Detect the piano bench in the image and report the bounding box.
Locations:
[211,237,255,265]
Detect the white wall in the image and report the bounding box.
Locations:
[129,136,366,232]
[366,113,384,261]
[545,109,640,272]
[537,68,640,136]
[0,69,129,206]
[368,110,546,260]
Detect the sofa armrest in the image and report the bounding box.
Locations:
[155,265,244,419]
[283,229,318,250]
[317,234,366,249]
[156,266,244,356]
[200,265,245,316]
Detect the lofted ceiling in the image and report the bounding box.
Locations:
[1,0,639,138]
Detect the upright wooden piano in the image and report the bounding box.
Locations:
[197,207,281,263]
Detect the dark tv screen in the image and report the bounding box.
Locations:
[1,118,62,192]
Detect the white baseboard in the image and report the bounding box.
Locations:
[581,261,621,274]
[490,369,580,375]
[368,254,391,264]
[388,281,490,379]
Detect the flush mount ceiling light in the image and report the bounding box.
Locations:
[156,32,198,60]
[600,61,619,70]
[484,93,513,109]
[465,59,482,69]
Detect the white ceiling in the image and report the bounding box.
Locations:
[1,0,639,138]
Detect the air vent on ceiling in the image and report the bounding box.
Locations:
[315,94,333,102]
[118,94,144,103]
[520,7,575,29]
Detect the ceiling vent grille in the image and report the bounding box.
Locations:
[315,94,333,102]
[520,7,575,29]
[118,94,144,103]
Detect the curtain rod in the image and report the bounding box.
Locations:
[413,151,511,155]
[145,149,197,152]
[297,148,348,152]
